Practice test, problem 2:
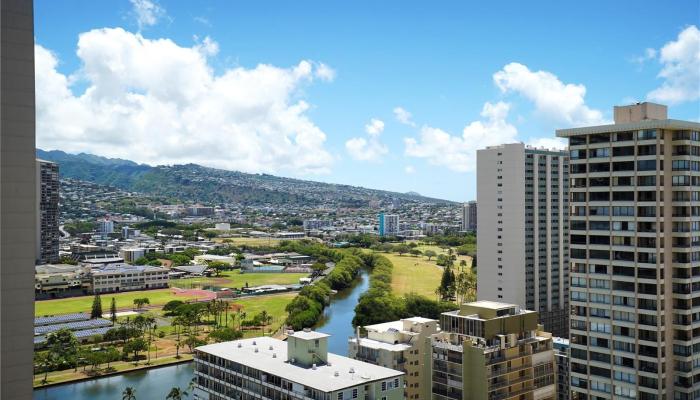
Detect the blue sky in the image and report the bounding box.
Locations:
[35,0,700,201]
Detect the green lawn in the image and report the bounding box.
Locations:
[233,292,297,337]
[35,289,203,317]
[414,244,473,268]
[215,237,283,246]
[169,271,308,290]
[380,252,443,298]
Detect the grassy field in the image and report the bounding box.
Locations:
[234,292,296,337]
[414,244,473,268]
[35,289,204,317]
[170,271,307,290]
[380,252,443,298]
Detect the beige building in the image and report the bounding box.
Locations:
[349,317,438,399]
[432,301,557,400]
[557,102,700,400]
[90,263,168,293]
[477,143,570,337]
[193,330,405,400]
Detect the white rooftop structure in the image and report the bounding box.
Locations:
[196,337,403,393]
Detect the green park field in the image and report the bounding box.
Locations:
[169,270,307,290]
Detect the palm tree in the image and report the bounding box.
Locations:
[122,386,136,400]
[166,386,188,400]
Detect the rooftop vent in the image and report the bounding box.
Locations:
[272,353,277,358]
[303,327,311,332]
[312,363,317,370]
[254,348,259,353]
[269,345,274,350]
[334,371,339,377]
[252,340,257,345]
[349,367,355,374]
[237,343,242,348]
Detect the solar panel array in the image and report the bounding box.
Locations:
[34,313,90,326]
[35,318,112,336]
[35,327,113,344]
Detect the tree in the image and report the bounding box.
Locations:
[105,346,120,370]
[46,329,79,371]
[259,310,272,335]
[409,249,422,257]
[455,269,477,304]
[208,327,244,343]
[133,298,150,310]
[166,387,188,400]
[424,250,437,261]
[310,262,327,276]
[394,244,411,256]
[162,300,185,316]
[436,265,456,301]
[110,298,118,323]
[90,293,103,319]
[123,338,148,362]
[122,387,136,400]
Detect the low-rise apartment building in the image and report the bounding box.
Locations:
[432,301,556,400]
[193,330,404,400]
[90,263,168,293]
[349,317,438,400]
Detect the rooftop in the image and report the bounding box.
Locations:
[556,118,700,137]
[349,337,411,352]
[197,337,403,392]
[290,330,330,341]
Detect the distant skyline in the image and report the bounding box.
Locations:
[35,0,699,201]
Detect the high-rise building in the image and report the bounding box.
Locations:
[432,301,557,400]
[97,219,114,236]
[461,201,477,232]
[477,143,570,337]
[558,102,700,400]
[1,0,37,397]
[36,159,59,264]
[553,337,570,400]
[193,331,405,400]
[349,317,438,400]
[378,213,399,237]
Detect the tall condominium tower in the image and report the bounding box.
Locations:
[36,159,59,264]
[1,0,37,398]
[378,213,399,237]
[461,201,477,232]
[557,102,700,400]
[477,143,570,337]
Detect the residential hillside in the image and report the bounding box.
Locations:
[37,149,453,207]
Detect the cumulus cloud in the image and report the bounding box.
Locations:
[404,165,415,174]
[526,137,567,150]
[493,62,606,126]
[647,25,700,104]
[130,0,166,30]
[345,118,388,161]
[315,63,336,82]
[35,28,335,175]
[404,102,519,172]
[393,107,416,126]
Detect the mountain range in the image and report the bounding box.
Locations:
[37,149,452,208]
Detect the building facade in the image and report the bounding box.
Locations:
[349,317,438,400]
[462,201,477,232]
[432,301,557,400]
[193,331,404,400]
[558,102,700,400]
[378,213,399,237]
[553,337,570,400]
[97,219,114,236]
[90,263,168,293]
[1,1,38,395]
[477,143,570,337]
[36,159,60,264]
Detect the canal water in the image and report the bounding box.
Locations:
[33,272,370,399]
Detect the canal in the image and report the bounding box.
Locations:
[34,271,370,399]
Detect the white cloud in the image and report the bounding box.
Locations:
[345,118,388,161]
[404,102,518,172]
[647,25,700,104]
[404,165,415,174]
[35,28,334,175]
[393,106,416,126]
[493,62,606,126]
[526,137,567,150]
[315,63,336,82]
[365,118,384,136]
[130,0,166,30]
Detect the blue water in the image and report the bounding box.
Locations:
[315,272,369,356]
[33,271,371,399]
[33,363,194,400]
